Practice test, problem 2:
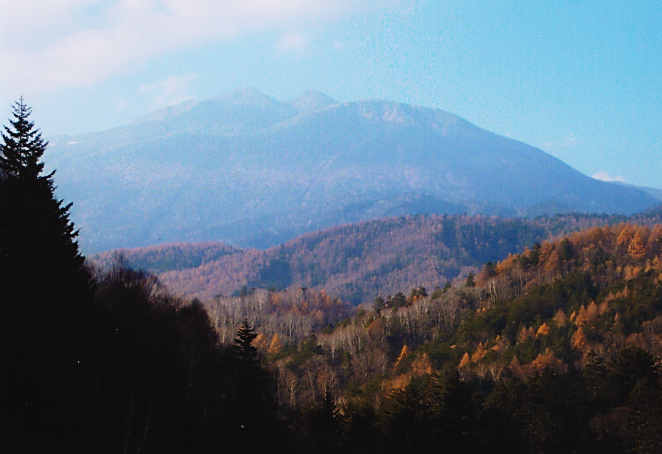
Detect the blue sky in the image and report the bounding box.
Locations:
[1,0,660,189]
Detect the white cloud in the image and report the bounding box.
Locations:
[0,0,387,100]
[332,41,346,51]
[139,73,197,110]
[592,171,626,183]
[275,31,310,53]
[544,132,577,149]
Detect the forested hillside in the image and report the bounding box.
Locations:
[94,209,662,304]
[204,222,662,453]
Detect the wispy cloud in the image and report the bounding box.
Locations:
[139,73,197,110]
[544,132,577,149]
[0,0,387,101]
[332,41,346,51]
[275,31,310,54]
[592,171,626,183]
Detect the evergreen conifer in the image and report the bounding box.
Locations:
[305,386,342,453]
[229,319,283,453]
[234,318,258,361]
[0,99,97,451]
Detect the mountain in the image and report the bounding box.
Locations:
[288,89,339,115]
[622,183,662,201]
[45,88,659,254]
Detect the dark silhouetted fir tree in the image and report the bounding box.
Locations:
[228,319,283,453]
[0,99,97,452]
[234,318,258,362]
[305,386,343,453]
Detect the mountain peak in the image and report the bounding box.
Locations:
[130,99,198,125]
[213,87,280,107]
[126,88,297,137]
[289,89,338,115]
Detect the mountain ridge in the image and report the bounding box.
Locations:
[45,88,659,254]
[91,209,662,304]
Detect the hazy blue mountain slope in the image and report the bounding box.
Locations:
[45,89,659,254]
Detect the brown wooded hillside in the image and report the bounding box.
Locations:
[91,222,662,453]
[91,210,662,304]
[248,222,662,453]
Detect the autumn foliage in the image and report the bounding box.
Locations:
[197,221,662,453]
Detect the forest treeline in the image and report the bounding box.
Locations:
[93,208,662,304]
[2,101,662,453]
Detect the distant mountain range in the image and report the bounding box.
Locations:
[91,211,662,304]
[45,88,661,254]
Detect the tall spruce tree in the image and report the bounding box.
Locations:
[228,319,283,453]
[0,99,97,452]
[234,318,259,362]
[305,386,342,453]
